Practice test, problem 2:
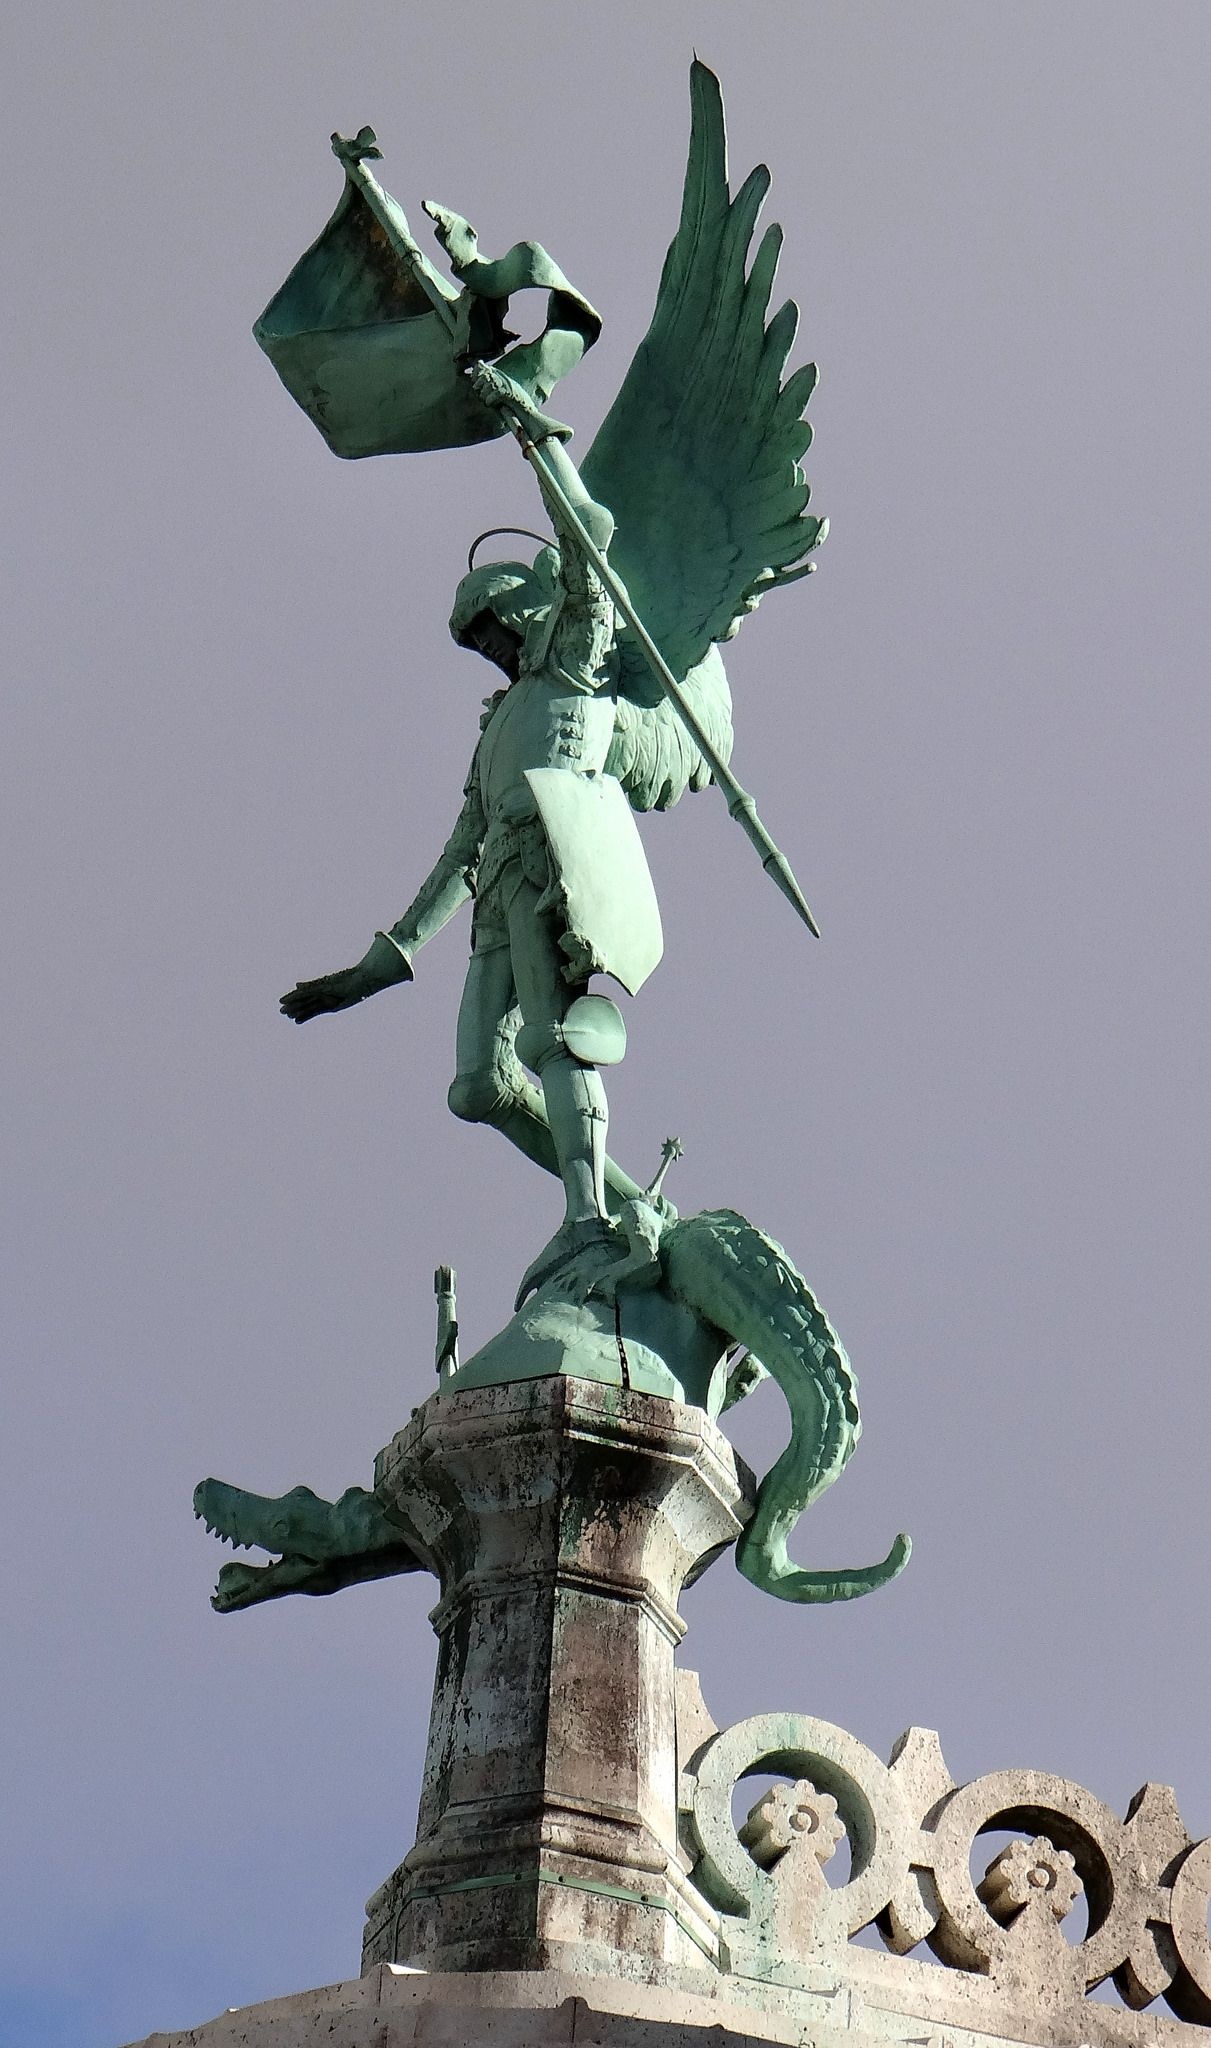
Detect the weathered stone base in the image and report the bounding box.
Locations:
[366,1853,719,1980]
[365,1379,750,1977]
[121,1953,1211,2048]
[119,1965,809,2047]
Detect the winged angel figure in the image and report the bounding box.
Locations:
[206,66,911,1609]
[279,63,826,1302]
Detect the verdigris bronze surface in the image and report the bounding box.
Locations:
[275,65,825,1298]
[196,1199,907,1612]
[198,64,907,1652]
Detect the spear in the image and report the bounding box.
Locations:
[332,130,821,940]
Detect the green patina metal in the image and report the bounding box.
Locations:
[197,62,909,1618]
[196,1198,908,1609]
[192,1478,421,1612]
[255,126,600,457]
[273,62,827,1306]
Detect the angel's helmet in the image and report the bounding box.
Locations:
[449,534,559,679]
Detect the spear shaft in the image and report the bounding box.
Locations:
[518,435,820,939]
[334,134,821,940]
[516,444,819,937]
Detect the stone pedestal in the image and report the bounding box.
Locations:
[361,1376,752,1979]
[137,1398,1211,2048]
[120,1962,870,2048]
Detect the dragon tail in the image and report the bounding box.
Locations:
[663,1209,910,1604]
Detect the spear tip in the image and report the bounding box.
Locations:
[765,850,821,938]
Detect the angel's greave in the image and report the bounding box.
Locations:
[535,1050,609,1224]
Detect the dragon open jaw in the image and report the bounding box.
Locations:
[193,1479,424,1613]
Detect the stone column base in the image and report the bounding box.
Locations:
[365,1378,750,1977]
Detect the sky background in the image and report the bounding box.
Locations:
[3,5,1209,2045]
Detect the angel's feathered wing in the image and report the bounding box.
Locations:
[589,60,826,813]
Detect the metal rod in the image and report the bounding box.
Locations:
[519,436,820,938]
[333,141,460,334]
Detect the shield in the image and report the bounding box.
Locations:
[254,178,507,459]
[524,769,664,996]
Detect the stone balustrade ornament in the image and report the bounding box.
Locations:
[676,1681,1211,2031]
[739,1779,848,1873]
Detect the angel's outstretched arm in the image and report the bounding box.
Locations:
[280,762,485,1023]
[469,361,619,692]
[381,761,485,962]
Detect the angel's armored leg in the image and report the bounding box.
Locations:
[505,879,610,1230]
[448,923,649,1215]
[533,1059,608,1222]
[447,938,556,1180]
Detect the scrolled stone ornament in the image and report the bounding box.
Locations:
[676,1690,1211,2031]
[924,1766,1185,2003]
[681,1710,919,1938]
[1166,1835,1211,2024]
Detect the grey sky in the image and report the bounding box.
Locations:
[3,5,1209,2044]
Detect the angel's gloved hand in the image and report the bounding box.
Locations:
[422,200,479,270]
[280,969,369,1022]
[467,361,514,409]
[280,937,413,1023]
[467,362,572,443]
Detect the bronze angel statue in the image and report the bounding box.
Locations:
[230,63,909,1605]
[266,63,826,1302]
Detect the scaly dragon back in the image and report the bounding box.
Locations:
[661,1209,910,1603]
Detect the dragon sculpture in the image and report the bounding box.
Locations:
[197,1192,909,1614]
